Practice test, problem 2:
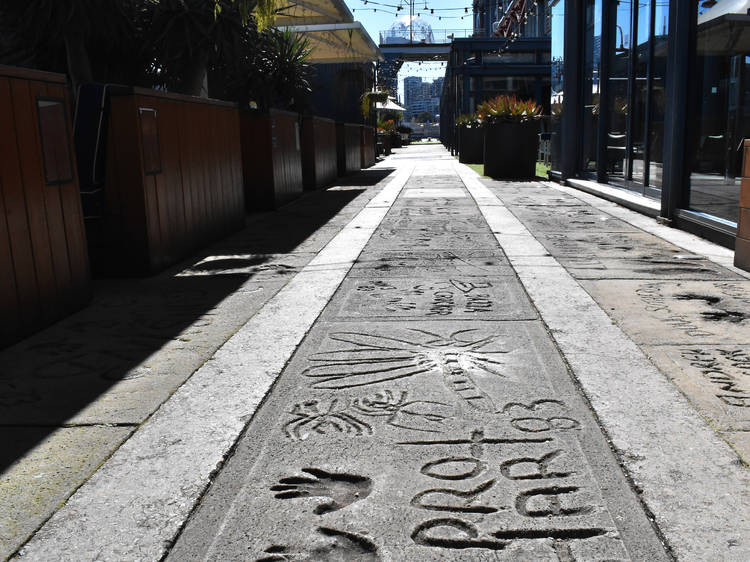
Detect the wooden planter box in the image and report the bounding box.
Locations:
[458,126,483,164]
[301,116,337,191]
[483,121,540,179]
[336,122,361,176]
[360,126,376,169]
[240,108,303,210]
[92,87,244,276]
[0,65,90,347]
[735,139,750,271]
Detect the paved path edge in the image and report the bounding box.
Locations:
[13,167,413,561]
[459,165,750,561]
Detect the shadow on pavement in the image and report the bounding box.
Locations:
[0,177,387,473]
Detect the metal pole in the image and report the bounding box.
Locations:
[410,0,414,44]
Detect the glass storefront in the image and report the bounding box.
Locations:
[549,0,565,173]
[687,2,750,225]
[549,0,750,243]
[581,0,602,173]
[605,0,668,197]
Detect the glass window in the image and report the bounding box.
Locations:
[688,1,750,224]
[549,0,565,173]
[648,1,669,190]
[605,0,632,182]
[581,0,603,173]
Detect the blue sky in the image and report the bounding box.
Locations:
[342,0,473,101]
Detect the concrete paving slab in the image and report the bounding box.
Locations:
[384,206,480,221]
[231,225,342,255]
[558,255,742,280]
[534,231,693,259]
[0,426,133,560]
[176,252,316,278]
[365,228,498,251]
[580,279,750,344]
[643,345,750,431]
[720,431,750,463]
[324,277,537,321]
[510,205,641,233]
[549,182,750,277]
[402,188,466,198]
[167,320,668,561]
[0,277,287,426]
[379,214,489,232]
[467,169,750,560]
[349,250,511,278]
[390,196,477,208]
[488,189,584,207]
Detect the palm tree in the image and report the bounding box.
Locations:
[0,0,144,93]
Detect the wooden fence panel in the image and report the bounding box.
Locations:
[360,126,376,169]
[302,116,337,190]
[240,109,303,210]
[93,88,244,276]
[0,65,90,348]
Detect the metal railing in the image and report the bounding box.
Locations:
[379,28,472,45]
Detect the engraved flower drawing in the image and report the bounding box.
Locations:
[303,329,513,412]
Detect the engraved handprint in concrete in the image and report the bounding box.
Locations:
[271,468,373,515]
[257,527,379,561]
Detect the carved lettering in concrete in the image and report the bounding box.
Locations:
[405,430,604,552]
[680,348,750,408]
[344,278,530,319]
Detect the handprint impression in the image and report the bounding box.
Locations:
[271,468,373,515]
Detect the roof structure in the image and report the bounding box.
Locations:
[274,0,384,63]
[376,97,406,112]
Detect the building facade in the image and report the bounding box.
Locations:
[550,0,750,247]
[403,76,443,120]
[440,1,551,142]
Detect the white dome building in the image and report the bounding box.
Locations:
[383,15,435,44]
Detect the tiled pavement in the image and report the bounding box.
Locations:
[4,145,750,561]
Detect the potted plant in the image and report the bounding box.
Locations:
[456,113,483,164]
[377,118,395,155]
[478,95,542,179]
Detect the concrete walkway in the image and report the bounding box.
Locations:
[4,145,750,560]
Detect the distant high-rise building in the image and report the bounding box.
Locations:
[402,76,442,120]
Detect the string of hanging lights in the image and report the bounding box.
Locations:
[353,0,474,21]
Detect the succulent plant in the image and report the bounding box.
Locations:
[476,95,543,124]
[455,113,481,127]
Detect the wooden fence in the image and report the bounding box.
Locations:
[0,65,90,347]
[360,126,376,169]
[337,122,361,176]
[301,116,337,190]
[91,88,244,275]
[240,109,303,209]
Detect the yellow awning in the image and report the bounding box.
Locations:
[274,0,383,63]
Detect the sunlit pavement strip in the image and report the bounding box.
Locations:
[15,166,414,561]
[457,163,750,560]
